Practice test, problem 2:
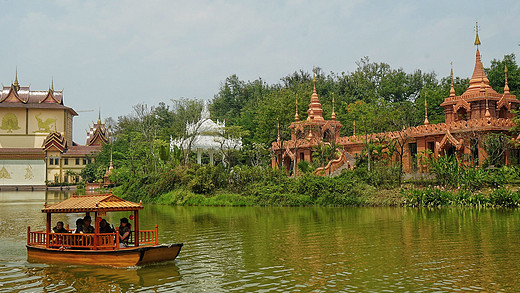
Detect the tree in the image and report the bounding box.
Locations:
[486,53,520,96]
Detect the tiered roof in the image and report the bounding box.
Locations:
[0,73,77,115]
[42,131,67,152]
[86,113,109,146]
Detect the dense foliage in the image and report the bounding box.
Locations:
[81,54,520,207]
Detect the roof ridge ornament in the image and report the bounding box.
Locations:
[450,62,456,98]
[474,21,481,46]
[424,92,429,125]
[294,97,299,121]
[13,68,20,92]
[504,61,510,95]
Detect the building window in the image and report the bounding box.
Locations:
[64,158,68,165]
[49,158,54,165]
[54,158,59,165]
[88,158,92,164]
[83,158,87,165]
[76,158,80,165]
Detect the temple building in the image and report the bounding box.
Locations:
[272,30,520,174]
[170,101,242,165]
[0,75,109,187]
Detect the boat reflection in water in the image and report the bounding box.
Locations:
[23,262,181,291]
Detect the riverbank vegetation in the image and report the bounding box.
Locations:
[81,55,520,207]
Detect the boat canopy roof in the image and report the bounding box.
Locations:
[42,193,143,213]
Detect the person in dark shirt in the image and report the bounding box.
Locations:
[52,221,68,233]
[118,218,131,247]
[83,216,94,234]
[99,219,114,233]
[74,218,84,233]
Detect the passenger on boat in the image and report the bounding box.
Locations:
[52,221,68,233]
[83,216,95,234]
[73,218,84,233]
[118,218,131,248]
[99,219,115,233]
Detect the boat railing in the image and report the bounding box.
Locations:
[27,225,159,249]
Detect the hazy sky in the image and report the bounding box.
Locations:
[1,0,519,142]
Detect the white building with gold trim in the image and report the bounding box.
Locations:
[0,74,108,187]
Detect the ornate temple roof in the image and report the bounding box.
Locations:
[307,74,324,122]
[43,131,67,153]
[0,74,77,115]
[86,112,109,146]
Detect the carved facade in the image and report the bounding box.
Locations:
[272,33,519,174]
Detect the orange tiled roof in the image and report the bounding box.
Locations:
[42,193,143,213]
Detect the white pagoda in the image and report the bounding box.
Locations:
[170,101,242,165]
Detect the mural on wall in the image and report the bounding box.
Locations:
[0,160,45,185]
[0,166,11,179]
[25,165,34,180]
[0,113,21,133]
[34,113,56,133]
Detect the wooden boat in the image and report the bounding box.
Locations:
[27,193,183,267]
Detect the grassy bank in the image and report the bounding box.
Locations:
[108,160,520,208]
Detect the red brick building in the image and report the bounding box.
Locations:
[272,32,519,174]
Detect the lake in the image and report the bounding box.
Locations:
[1,191,519,292]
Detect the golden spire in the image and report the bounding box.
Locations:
[97,109,101,124]
[294,97,299,121]
[474,21,481,46]
[13,68,19,91]
[504,61,510,95]
[307,66,324,121]
[277,120,280,142]
[312,66,317,95]
[51,77,54,93]
[449,62,456,98]
[424,93,429,125]
[331,93,336,120]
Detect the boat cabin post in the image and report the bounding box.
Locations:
[134,210,139,247]
[45,213,51,248]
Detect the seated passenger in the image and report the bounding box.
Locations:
[52,221,68,233]
[99,219,114,233]
[83,216,95,234]
[73,218,84,233]
[118,218,131,248]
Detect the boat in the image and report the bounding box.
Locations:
[26,193,183,267]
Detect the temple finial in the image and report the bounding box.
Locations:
[51,77,54,92]
[424,93,429,125]
[449,62,456,98]
[504,61,510,95]
[294,97,299,121]
[13,68,19,91]
[474,21,481,46]
[331,93,336,120]
[277,120,280,142]
[97,108,101,124]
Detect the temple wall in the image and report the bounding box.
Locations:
[0,159,46,186]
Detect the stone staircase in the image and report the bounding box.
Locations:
[325,152,356,177]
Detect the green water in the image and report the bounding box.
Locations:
[1,191,519,292]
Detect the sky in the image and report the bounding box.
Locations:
[0,0,519,142]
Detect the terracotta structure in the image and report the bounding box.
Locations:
[272,30,519,174]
